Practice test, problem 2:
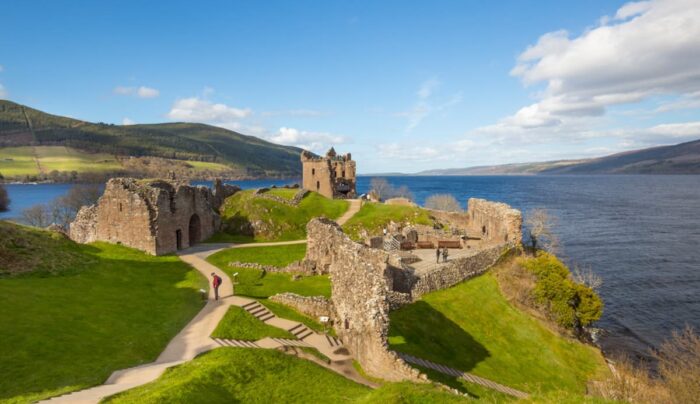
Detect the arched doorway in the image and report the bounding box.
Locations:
[188,214,201,246]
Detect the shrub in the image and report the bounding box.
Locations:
[522,252,603,330]
[425,194,462,212]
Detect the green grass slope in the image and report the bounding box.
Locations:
[214,190,349,242]
[0,146,121,177]
[0,222,206,403]
[341,202,435,240]
[207,244,331,298]
[212,306,295,340]
[104,348,468,403]
[388,273,609,397]
[0,99,302,178]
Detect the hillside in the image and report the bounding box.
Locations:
[415,139,700,175]
[0,100,302,180]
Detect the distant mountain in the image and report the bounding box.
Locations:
[0,100,302,179]
[414,139,700,176]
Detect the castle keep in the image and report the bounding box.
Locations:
[70,178,238,255]
[301,148,356,199]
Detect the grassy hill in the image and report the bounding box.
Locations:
[0,221,206,403]
[104,348,467,403]
[388,264,609,400]
[341,202,435,241]
[213,190,349,242]
[0,100,302,180]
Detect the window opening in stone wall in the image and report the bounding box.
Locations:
[482,225,486,235]
[176,229,183,250]
[119,203,122,212]
[316,181,320,190]
[312,168,315,175]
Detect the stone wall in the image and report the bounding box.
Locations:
[269,292,334,320]
[410,243,514,299]
[466,198,522,244]
[70,178,236,255]
[306,218,424,382]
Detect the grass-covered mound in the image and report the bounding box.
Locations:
[0,221,91,276]
[212,306,295,340]
[342,202,434,240]
[207,244,331,298]
[0,222,206,403]
[388,272,609,396]
[212,189,349,242]
[104,348,468,403]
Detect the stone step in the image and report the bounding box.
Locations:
[259,313,275,322]
[241,301,259,309]
[291,325,310,336]
[248,306,268,316]
[288,323,305,333]
[272,338,312,348]
[325,335,342,347]
[296,330,314,340]
[215,338,260,348]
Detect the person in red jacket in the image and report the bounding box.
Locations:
[211,272,222,300]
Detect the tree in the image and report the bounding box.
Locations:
[524,208,559,253]
[0,183,9,212]
[425,194,462,212]
[22,204,50,228]
[369,178,391,201]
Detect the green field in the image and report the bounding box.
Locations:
[342,202,435,240]
[0,222,206,403]
[104,348,467,403]
[207,244,331,298]
[265,188,298,200]
[388,273,609,397]
[215,190,349,242]
[0,146,121,177]
[212,306,295,340]
[184,159,233,172]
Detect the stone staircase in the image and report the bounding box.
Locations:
[325,335,343,348]
[383,236,401,251]
[270,338,313,348]
[242,301,275,322]
[288,323,314,340]
[214,338,261,348]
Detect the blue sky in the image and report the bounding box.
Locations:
[1,0,699,173]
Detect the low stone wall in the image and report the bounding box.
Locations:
[254,188,309,207]
[70,205,98,244]
[410,243,513,299]
[269,292,334,320]
[306,218,425,382]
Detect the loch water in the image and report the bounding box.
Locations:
[2,175,699,360]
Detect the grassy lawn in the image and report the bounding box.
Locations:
[219,190,349,241]
[185,160,233,172]
[207,244,306,267]
[211,306,294,340]
[0,146,40,177]
[0,223,206,403]
[342,202,435,240]
[259,299,334,335]
[207,244,331,298]
[388,273,609,396]
[104,348,466,403]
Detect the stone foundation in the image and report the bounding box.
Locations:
[467,198,522,244]
[269,292,334,320]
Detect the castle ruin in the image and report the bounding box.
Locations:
[70,178,238,255]
[301,148,356,199]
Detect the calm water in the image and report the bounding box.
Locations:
[2,175,699,360]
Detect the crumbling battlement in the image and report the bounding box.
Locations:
[301,148,356,199]
[69,178,239,255]
[467,198,522,244]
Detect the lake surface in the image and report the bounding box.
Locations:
[2,175,699,360]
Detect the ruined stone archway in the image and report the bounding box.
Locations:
[189,214,202,246]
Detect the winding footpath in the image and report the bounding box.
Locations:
[40,200,362,403]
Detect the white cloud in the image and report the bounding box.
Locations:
[475,0,700,152]
[122,117,136,125]
[268,127,346,152]
[113,85,160,98]
[167,97,251,123]
[417,77,440,99]
[377,142,448,162]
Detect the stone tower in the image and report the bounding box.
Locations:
[301,148,357,199]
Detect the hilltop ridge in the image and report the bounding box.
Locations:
[0,100,302,180]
